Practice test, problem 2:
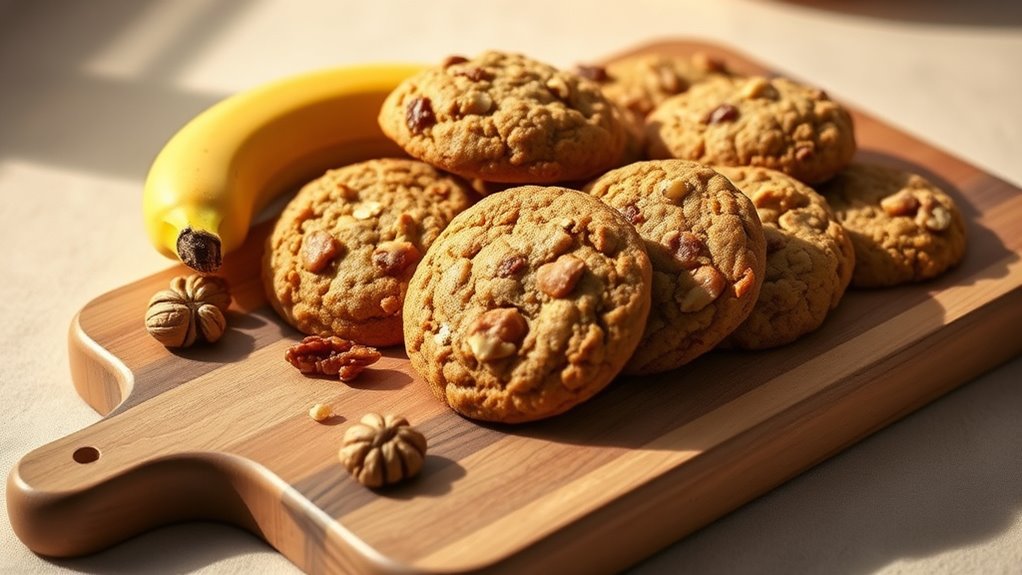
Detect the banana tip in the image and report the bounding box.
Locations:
[177,228,222,273]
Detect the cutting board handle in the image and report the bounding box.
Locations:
[6,426,270,557]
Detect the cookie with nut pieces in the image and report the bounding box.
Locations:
[585,159,766,374]
[403,186,652,423]
[378,51,628,184]
[262,158,476,346]
[715,166,855,349]
[645,75,856,184]
[819,163,966,288]
[581,52,735,122]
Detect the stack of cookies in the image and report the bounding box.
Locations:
[262,49,967,424]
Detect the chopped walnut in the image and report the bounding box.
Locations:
[433,323,453,346]
[664,231,705,268]
[590,225,619,255]
[657,178,693,203]
[380,295,402,315]
[352,201,383,220]
[463,91,493,115]
[918,199,952,232]
[406,97,436,133]
[145,274,231,348]
[752,188,787,212]
[536,254,586,298]
[546,76,571,100]
[393,212,419,241]
[680,266,726,312]
[741,77,778,100]
[338,413,427,488]
[880,190,920,218]
[302,230,341,272]
[466,308,528,362]
[285,335,381,381]
[372,241,421,276]
[309,403,333,422]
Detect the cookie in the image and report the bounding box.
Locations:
[716,166,855,349]
[263,158,476,346]
[819,163,967,288]
[645,75,856,184]
[579,52,734,120]
[403,187,652,423]
[585,160,766,374]
[378,51,628,184]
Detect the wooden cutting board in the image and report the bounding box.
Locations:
[8,40,1022,574]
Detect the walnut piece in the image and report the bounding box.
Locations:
[309,403,332,422]
[921,203,952,232]
[461,91,493,116]
[680,266,726,312]
[352,201,383,220]
[915,194,950,230]
[372,241,421,276]
[545,76,571,100]
[536,254,586,298]
[466,308,528,362]
[145,274,231,348]
[302,230,341,272]
[338,413,428,488]
[881,191,920,218]
[657,178,693,203]
[285,335,381,381]
[741,77,778,100]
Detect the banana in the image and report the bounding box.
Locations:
[142,63,423,273]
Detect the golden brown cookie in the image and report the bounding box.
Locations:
[263,159,476,346]
[378,51,628,184]
[403,187,652,423]
[820,163,967,288]
[579,52,734,120]
[585,160,766,374]
[716,166,854,349]
[645,76,856,184]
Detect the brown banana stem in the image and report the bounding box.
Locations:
[176,228,222,273]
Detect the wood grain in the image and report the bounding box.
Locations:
[7,39,1022,574]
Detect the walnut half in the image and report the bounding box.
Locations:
[338,413,428,488]
[284,335,381,381]
[145,274,231,348]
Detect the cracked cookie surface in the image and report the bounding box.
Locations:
[585,160,766,374]
[403,187,651,423]
[820,163,966,287]
[263,159,475,346]
[716,166,854,349]
[378,51,627,184]
[645,76,856,184]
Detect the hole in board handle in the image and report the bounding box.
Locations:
[73,446,100,464]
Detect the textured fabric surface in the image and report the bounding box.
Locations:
[1,1,1020,574]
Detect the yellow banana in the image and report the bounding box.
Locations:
[143,63,423,272]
